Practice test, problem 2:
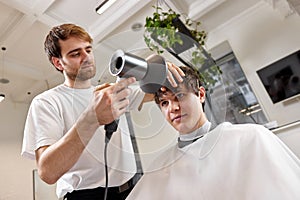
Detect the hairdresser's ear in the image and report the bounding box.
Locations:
[199,86,206,103]
[52,57,63,71]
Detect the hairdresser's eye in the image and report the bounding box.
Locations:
[70,52,80,57]
[86,47,92,54]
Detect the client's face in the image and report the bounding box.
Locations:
[157,85,207,134]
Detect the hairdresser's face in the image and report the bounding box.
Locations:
[158,85,207,134]
[53,36,96,82]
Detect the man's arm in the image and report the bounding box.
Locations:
[35,77,136,184]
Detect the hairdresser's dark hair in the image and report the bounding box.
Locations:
[44,23,93,71]
[154,66,205,110]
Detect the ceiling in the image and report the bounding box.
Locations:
[0,0,298,104]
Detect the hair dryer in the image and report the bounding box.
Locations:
[109,49,168,93]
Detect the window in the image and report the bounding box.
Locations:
[204,52,268,125]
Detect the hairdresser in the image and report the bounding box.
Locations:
[21,23,184,200]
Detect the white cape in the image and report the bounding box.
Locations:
[127,122,300,200]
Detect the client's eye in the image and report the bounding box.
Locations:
[175,93,185,99]
[160,100,169,107]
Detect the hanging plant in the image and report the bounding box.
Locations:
[144,6,207,54]
[144,5,222,90]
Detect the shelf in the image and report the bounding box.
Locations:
[271,120,300,134]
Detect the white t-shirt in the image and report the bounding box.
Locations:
[21,84,145,198]
[126,122,300,200]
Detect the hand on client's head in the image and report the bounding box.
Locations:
[166,62,185,87]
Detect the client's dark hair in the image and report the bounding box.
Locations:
[154,66,205,110]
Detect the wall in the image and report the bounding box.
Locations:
[206,1,300,126]
[0,99,36,200]
[274,121,300,158]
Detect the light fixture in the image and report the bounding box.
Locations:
[0,93,4,102]
[96,0,117,15]
[131,23,143,32]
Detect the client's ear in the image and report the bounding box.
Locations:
[199,86,206,103]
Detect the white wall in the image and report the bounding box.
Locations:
[275,121,300,158]
[0,99,36,200]
[206,1,300,126]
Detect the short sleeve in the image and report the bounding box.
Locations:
[21,97,64,160]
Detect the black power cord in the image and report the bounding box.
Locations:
[103,119,119,200]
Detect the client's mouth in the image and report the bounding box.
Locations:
[172,114,187,122]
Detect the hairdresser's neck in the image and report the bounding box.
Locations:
[64,78,92,89]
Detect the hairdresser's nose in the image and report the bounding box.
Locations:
[82,50,90,60]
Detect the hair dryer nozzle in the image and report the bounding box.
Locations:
[109,49,168,93]
[109,49,148,80]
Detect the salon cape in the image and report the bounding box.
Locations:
[127,122,300,200]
